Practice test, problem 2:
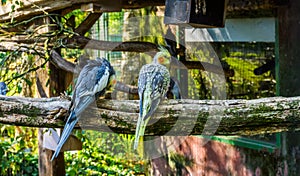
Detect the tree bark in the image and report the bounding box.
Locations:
[1,96,300,136]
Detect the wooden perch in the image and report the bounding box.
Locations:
[49,50,138,94]
[1,95,300,136]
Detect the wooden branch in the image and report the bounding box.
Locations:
[1,95,300,136]
[74,13,102,36]
[114,81,138,95]
[50,50,75,73]
[0,41,45,53]
[65,35,158,52]
[180,61,235,77]
[0,0,98,22]
[49,50,138,94]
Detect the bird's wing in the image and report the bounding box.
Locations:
[71,59,110,117]
[144,64,170,120]
[138,69,147,118]
[70,66,98,118]
[0,82,7,95]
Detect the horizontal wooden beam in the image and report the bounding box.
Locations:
[0,95,300,136]
[0,0,282,23]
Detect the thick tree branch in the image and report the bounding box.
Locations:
[1,96,300,136]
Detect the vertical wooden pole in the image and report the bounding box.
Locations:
[277,1,300,175]
[278,2,300,96]
[38,129,66,176]
[178,26,188,98]
[31,16,64,176]
[36,47,72,175]
[34,8,74,175]
[37,60,71,176]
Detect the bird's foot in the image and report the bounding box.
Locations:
[48,107,68,120]
[60,92,71,101]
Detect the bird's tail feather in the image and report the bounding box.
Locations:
[51,112,78,161]
[134,118,149,150]
[134,115,142,150]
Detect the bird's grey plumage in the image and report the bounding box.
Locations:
[0,82,7,95]
[169,77,181,99]
[134,51,170,149]
[51,58,115,160]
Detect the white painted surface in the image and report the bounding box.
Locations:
[185,18,275,42]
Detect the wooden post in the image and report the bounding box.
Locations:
[277,1,300,175]
[37,48,72,175]
[34,14,73,174]
[277,3,300,96]
[178,26,188,98]
[30,16,65,176]
[38,129,66,176]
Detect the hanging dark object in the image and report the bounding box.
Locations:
[164,0,228,28]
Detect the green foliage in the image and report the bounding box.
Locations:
[0,126,144,175]
[0,125,38,175]
[224,56,275,99]
[187,44,216,99]
[186,42,275,99]
[63,9,87,29]
[108,11,125,36]
[64,131,144,176]
[0,51,39,96]
[61,9,87,60]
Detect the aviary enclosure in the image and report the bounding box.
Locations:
[0,0,299,175]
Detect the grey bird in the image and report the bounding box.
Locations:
[134,49,170,149]
[51,58,115,160]
[0,82,8,95]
